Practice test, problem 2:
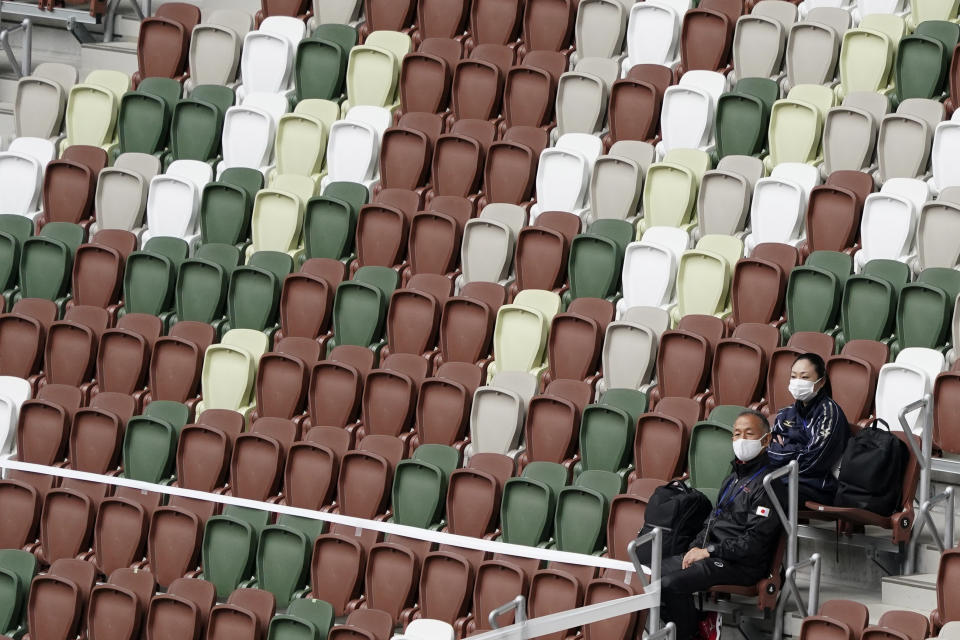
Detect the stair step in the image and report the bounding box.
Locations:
[882,573,937,611]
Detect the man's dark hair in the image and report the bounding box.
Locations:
[737,409,770,432]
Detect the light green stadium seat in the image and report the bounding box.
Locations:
[670,234,743,326]
[765,83,836,171]
[195,328,270,419]
[62,69,130,154]
[272,99,340,186]
[246,174,317,262]
[637,148,713,235]
[835,14,906,101]
[342,30,412,113]
[487,290,561,381]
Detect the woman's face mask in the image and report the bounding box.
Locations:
[788,377,821,402]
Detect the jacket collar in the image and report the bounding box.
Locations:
[733,450,769,478]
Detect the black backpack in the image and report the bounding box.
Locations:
[834,418,907,516]
[634,481,712,564]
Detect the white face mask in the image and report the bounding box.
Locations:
[788,377,821,402]
[733,436,766,462]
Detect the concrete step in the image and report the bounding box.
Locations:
[79,39,138,75]
[882,573,938,612]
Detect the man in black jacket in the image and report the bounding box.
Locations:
[659,410,786,640]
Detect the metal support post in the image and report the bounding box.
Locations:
[0,18,32,77]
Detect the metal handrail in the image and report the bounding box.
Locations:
[628,526,664,633]
[0,18,32,78]
[489,596,528,630]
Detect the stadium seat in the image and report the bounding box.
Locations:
[38,145,107,230]
[731,1,797,82]
[766,83,835,170]
[695,155,763,240]
[804,170,874,255]
[275,258,345,345]
[26,559,95,640]
[637,148,712,234]
[783,8,849,92]
[781,250,853,339]
[854,178,929,272]
[62,69,130,154]
[0,216,35,305]
[91,153,160,238]
[875,98,943,183]
[302,181,369,263]
[670,234,743,325]
[13,62,77,141]
[895,21,958,103]
[892,268,960,357]
[821,91,890,177]
[144,577,216,637]
[838,259,908,346]
[217,92,290,178]
[294,25,357,103]
[343,30,412,112]
[605,66,673,149]
[715,77,779,159]
[132,2,201,87]
[320,106,392,192]
[142,160,214,254]
[622,1,686,72]
[236,16,307,102]
[18,221,84,308]
[587,141,654,225]
[658,71,727,157]
[744,162,821,253]
[165,84,235,167]
[268,598,335,640]
[184,9,253,94]
[465,0,524,50]
[201,505,270,598]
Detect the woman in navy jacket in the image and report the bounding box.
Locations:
[768,352,850,505]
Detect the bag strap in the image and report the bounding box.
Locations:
[869,417,891,431]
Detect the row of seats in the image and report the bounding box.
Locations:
[0,553,458,640]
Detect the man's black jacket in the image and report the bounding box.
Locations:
[690,453,787,570]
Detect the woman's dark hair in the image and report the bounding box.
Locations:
[794,352,832,398]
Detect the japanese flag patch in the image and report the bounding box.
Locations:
[756,506,770,517]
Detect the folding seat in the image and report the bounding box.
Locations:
[236,17,306,101]
[69,392,137,474]
[194,329,269,419]
[200,505,271,599]
[320,106,392,192]
[487,289,561,380]
[257,0,311,24]
[552,471,621,556]
[875,98,944,184]
[183,10,253,94]
[422,133,486,208]
[670,234,743,325]
[821,92,891,177]
[637,148,712,234]
[447,45,513,126]
[0,302,54,384]
[621,1,686,72]
[646,327,712,407]
[132,2,201,87]
[675,0,741,77]
[498,461,567,548]
[86,569,156,640]
[891,268,960,357]
[246,520,313,609]
[197,169,262,252]
[35,305,107,394]
[306,534,366,619]
[244,179,314,264]
[120,400,191,484]
[343,31,412,113]
[90,153,161,239]
[175,423,231,493]
[217,93,290,179]
[854,178,929,272]
[528,134,602,222]
[894,21,959,104]
[358,0,416,37]
[397,39,458,117]
[571,0,628,63]
[26,559,96,640]
[356,353,430,443]
[916,198,960,275]
[803,170,874,255]
[511,212,581,296]
[0,549,35,637]
[930,116,960,197]
[13,62,77,141]
[251,337,321,423]
[0,216,35,304]
[327,266,399,357]
[164,84,235,167]
[585,142,654,226]
[595,308,667,397]
[142,160,214,254]
[657,70,728,157]
[715,78,779,159]
[619,227,689,314]
[272,100,339,186]
[695,155,764,242]
[862,611,931,640]
[67,230,136,319]
[765,83,835,170]
[744,162,822,253]
[564,219,634,306]
[15,222,82,309]
[835,13,905,101]
[464,378,532,460]
[391,444,459,531]
[36,145,107,231]
[302,182,369,263]
[518,0,577,57]
[837,259,909,346]
[168,243,240,332]
[780,250,852,339]
[456,204,524,288]
[500,50,568,134]
[0,138,55,223]
[604,66,673,152]
[782,8,850,92]
[303,359,366,436]
[827,340,886,425]
[62,69,130,154]
[335,435,404,525]
[464,0,524,50]
[731,1,797,82]
[228,417,297,502]
[540,297,613,388]
[382,273,451,362]
[144,577,216,639]
[124,81,188,160]
[274,259,345,346]
[293,27,356,104]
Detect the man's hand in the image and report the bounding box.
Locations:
[682,547,710,569]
